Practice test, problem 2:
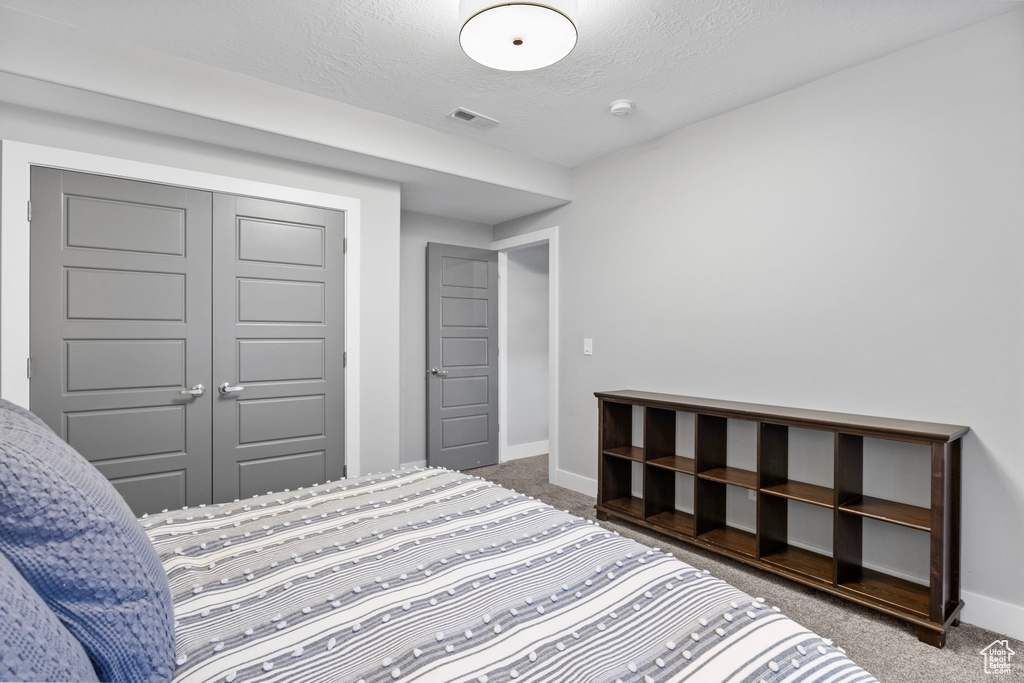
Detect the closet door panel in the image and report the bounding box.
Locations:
[30,167,213,514]
[212,195,345,503]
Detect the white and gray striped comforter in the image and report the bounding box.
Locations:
[144,467,876,683]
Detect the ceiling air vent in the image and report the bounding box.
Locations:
[448,107,499,129]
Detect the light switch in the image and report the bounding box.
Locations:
[583,338,593,356]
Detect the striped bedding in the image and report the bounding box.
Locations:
[144,467,876,683]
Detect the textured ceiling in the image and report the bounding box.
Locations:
[3,0,1021,168]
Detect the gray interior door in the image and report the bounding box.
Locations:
[426,243,498,470]
[29,167,213,514]
[212,195,345,501]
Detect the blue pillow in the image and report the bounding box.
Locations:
[0,550,99,682]
[0,400,175,683]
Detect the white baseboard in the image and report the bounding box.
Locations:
[400,460,426,470]
[961,590,1024,640]
[503,440,549,462]
[553,468,597,497]
[545,469,1023,640]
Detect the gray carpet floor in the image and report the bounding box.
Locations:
[471,455,1022,682]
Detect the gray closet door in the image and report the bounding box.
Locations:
[29,167,213,514]
[426,243,498,470]
[211,195,345,501]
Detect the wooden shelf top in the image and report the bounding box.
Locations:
[647,455,695,474]
[840,495,931,532]
[698,466,757,490]
[761,480,833,508]
[602,445,644,462]
[595,390,969,443]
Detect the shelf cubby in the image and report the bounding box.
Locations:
[594,390,967,648]
[643,407,694,535]
[645,471,695,536]
[598,401,644,519]
[759,496,833,585]
[695,477,757,557]
[695,413,756,485]
[837,509,931,617]
[645,407,694,473]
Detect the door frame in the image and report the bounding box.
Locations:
[491,227,559,488]
[0,140,364,477]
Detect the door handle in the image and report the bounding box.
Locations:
[430,367,449,377]
[179,384,205,398]
[219,382,245,395]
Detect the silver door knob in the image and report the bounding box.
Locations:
[179,384,205,398]
[219,382,245,395]
[430,367,449,377]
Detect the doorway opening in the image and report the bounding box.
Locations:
[501,243,549,459]
[493,227,559,485]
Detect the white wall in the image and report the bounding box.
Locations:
[495,10,1024,638]
[0,103,403,472]
[506,244,549,447]
[399,211,493,465]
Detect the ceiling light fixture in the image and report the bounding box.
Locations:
[459,1,578,72]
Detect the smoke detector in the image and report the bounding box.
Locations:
[609,99,635,116]
[448,107,500,129]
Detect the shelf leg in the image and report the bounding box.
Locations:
[596,509,609,521]
[915,625,946,648]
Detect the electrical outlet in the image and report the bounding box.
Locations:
[748,489,757,501]
[583,338,593,356]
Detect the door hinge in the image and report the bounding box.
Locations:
[26,358,31,379]
[343,351,347,367]
[343,237,348,254]
[26,201,31,222]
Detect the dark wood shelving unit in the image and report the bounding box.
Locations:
[594,390,967,648]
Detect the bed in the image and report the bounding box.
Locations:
[0,399,875,683]
[146,467,876,683]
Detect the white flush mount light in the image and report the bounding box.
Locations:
[459,1,578,72]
